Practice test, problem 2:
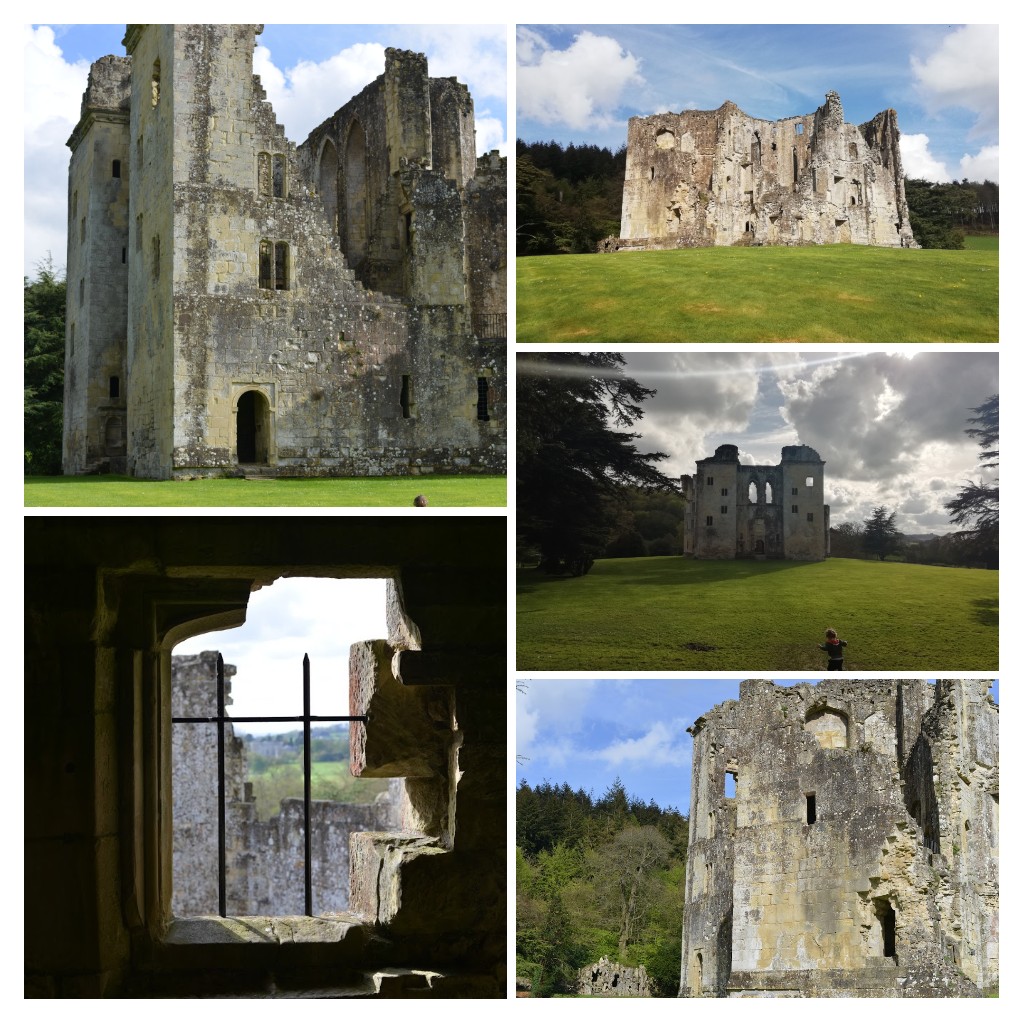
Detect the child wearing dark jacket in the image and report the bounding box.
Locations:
[819,628,847,670]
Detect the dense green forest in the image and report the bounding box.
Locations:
[517,139,998,255]
[516,778,689,996]
[24,261,66,474]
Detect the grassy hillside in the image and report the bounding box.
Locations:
[516,245,997,343]
[24,474,506,507]
[517,556,997,670]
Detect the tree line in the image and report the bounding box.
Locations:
[24,259,66,474]
[517,138,998,254]
[517,778,688,996]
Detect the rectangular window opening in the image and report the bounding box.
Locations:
[724,771,737,798]
[170,578,393,920]
[476,377,490,421]
[400,374,413,419]
[792,505,799,513]
[109,376,120,399]
[807,512,814,522]
[113,159,121,178]
[806,793,816,824]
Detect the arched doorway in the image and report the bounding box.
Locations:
[236,390,270,464]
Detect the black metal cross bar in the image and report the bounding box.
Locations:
[172,652,368,917]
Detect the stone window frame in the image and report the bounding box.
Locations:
[807,512,814,522]
[706,516,713,527]
[791,504,798,513]
[720,506,727,515]
[119,568,460,956]
[258,151,288,199]
[259,240,291,291]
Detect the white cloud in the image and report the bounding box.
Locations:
[959,145,999,183]
[24,25,92,275]
[517,30,643,131]
[910,25,998,136]
[256,42,386,142]
[900,133,951,181]
[588,720,689,768]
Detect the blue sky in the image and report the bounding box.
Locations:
[519,351,998,535]
[517,678,999,812]
[517,24,998,184]
[24,23,507,277]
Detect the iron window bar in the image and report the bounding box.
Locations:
[172,653,367,917]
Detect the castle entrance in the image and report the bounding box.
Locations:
[236,389,270,464]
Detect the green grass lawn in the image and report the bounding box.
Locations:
[24,474,506,507]
[516,245,997,343]
[964,234,998,251]
[517,556,997,670]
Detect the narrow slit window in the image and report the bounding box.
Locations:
[109,376,120,399]
[112,159,121,178]
[258,152,271,197]
[259,240,273,289]
[400,374,413,419]
[476,377,490,421]
[272,154,285,198]
[274,242,289,290]
[806,793,816,824]
[151,59,161,107]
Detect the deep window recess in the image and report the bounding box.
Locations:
[109,376,120,399]
[792,487,798,495]
[259,240,273,289]
[151,59,161,106]
[806,793,816,824]
[401,374,413,419]
[477,377,490,421]
[721,488,728,497]
[706,516,713,526]
[274,242,289,289]
[724,771,737,798]
[807,512,814,522]
[706,476,713,485]
[172,653,367,917]
[721,506,728,514]
[792,505,798,513]
[152,235,160,279]
[805,476,814,486]
[113,159,121,178]
[273,155,285,198]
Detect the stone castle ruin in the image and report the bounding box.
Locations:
[171,652,399,916]
[681,444,829,560]
[682,679,998,997]
[63,25,505,478]
[604,91,915,250]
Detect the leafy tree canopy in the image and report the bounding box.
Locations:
[945,395,998,568]
[24,257,66,475]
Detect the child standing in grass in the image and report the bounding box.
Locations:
[819,628,848,670]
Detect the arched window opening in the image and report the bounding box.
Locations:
[694,952,703,996]
[274,242,289,290]
[765,481,773,504]
[748,481,758,503]
[272,154,285,198]
[170,578,391,917]
[318,140,339,239]
[344,121,368,265]
[236,390,270,464]
[804,706,849,749]
[792,147,798,183]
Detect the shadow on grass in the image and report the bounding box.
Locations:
[971,598,999,627]
[517,557,814,594]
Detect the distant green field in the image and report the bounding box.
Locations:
[24,474,506,507]
[517,556,997,671]
[516,245,997,343]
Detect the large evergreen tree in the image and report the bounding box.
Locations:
[517,353,672,576]
[945,395,998,568]
[863,507,901,561]
[24,259,66,475]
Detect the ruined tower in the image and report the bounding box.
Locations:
[606,91,915,250]
[681,444,829,560]
[64,25,506,478]
[682,679,998,998]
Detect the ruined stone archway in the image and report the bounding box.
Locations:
[344,120,368,266]
[318,137,340,242]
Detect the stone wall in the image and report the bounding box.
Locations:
[577,958,652,997]
[171,651,399,917]
[681,679,998,998]
[65,27,505,479]
[606,91,915,251]
[682,444,829,560]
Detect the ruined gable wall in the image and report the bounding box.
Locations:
[682,680,995,998]
[63,55,132,475]
[616,93,915,250]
